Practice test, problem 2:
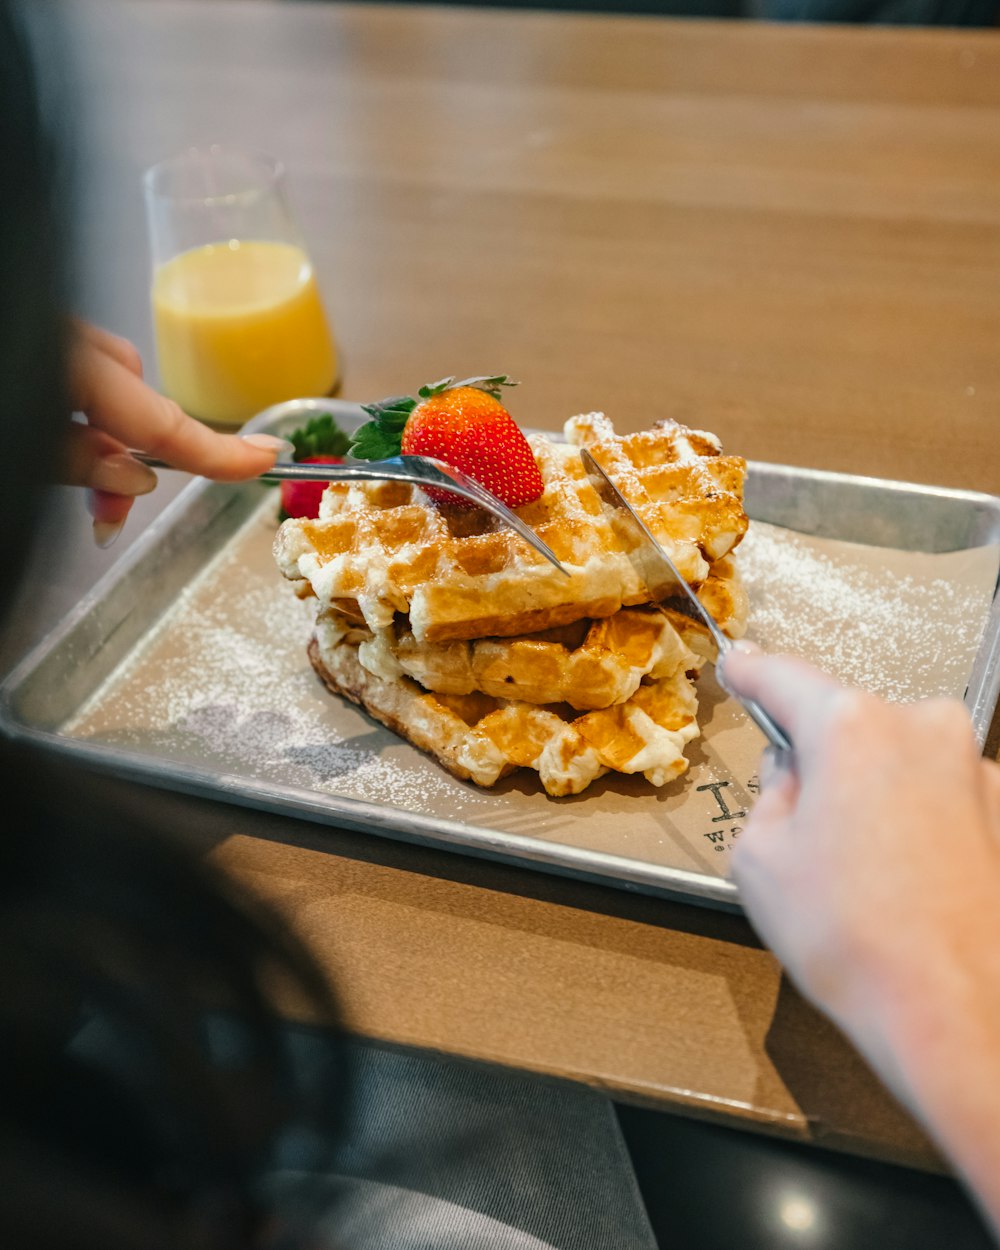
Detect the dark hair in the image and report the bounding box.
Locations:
[0,748,349,1250]
[0,0,71,622]
[0,6,348,1245]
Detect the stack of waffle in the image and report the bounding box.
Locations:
[273,412,749,796]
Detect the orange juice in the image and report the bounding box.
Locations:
[151,239,338,425]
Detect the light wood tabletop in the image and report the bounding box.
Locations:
[10,0,1000,1171]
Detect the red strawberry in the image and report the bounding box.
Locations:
[279,412,350,519]
[279,454,343,519]
[349,374,544,509]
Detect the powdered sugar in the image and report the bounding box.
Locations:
[739,523,996,703]
[66,502,483,816]
[64,501,999,835]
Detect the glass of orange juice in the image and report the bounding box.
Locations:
[143,145,339,427]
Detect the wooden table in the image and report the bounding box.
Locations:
[11,0,1000,1171]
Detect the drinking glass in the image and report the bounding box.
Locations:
[144,145,339,428]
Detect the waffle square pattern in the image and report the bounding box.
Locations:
[274,412,749,797]
[274,413,748,644]
[308,625,702,798]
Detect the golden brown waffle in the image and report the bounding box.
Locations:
[319,605,700,711]
[694,554,748,640]
[314,555,746,710]
[309,634,700,797]
[659,552,749,664]
[274,414,747,644]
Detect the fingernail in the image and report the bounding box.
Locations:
[91,453,158,497]
[241,433,296,458]
[93,519,125,549]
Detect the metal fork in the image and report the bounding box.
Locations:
[128,450,571,577]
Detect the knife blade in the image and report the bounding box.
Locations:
[579,447,793,756]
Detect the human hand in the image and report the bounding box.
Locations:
[721,646,1000,1031]
[721,646,1000,1231]
[62,320,291,547]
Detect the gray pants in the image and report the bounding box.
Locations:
[272,1041,658,1250]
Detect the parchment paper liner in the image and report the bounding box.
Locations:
[65,504,1000,884]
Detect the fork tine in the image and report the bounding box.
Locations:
[409,457,570,577]
[128,448,570,577]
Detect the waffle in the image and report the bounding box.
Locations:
[317,556,745,711]
[309,633,700,797]
[318,605,697,711]
[274,414,747,644]
[657,552,750,665]
[374,609,698,711]
[692,554,748,641]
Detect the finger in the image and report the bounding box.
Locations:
[747,764,799,832]
[983,759,1000,826]
[57,422,124,476]
[758,743,795,792]
[85,488,135,549]
[59,423,158,496]
[70,344,290,481]
[729,775,797,887]
[720,649,849,751]
[71,318,144,378]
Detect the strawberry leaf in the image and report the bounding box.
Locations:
[349,395,416,460]
[452,374,519,399]
[288,413,351,462]
[417,376,455,399]
[417,374,517,401]
[349,423,400,461]
[360,396,415,427]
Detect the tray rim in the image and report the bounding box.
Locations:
[0,716,744,907]
[2,401,999,907]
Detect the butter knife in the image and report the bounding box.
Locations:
[579,447,793,755]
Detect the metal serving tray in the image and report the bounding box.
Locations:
[2,399,999,910]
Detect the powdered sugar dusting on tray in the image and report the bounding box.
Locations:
[65,503,484,814]
[64,502,998,830]
[739,523,997,703]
